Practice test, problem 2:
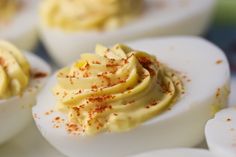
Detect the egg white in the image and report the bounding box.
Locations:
[0,52,51,145]
[205,108,236,157]
[39,0,216,66]
[130,148,217,157]
[32,37,230,157]
[0,0,39,51]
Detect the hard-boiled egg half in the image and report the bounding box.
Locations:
[33,37,230,157]
[205,108,236,157]
[130,148,217,157]
[0,41,50,145]
[0,0,39,51]
[39,0,216,66]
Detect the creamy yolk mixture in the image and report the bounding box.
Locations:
[53,44,184,135]
[0,41,30,99]
[40,0,143,31]
[0,0,21,23]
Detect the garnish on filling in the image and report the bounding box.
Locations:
[53,44,184,135]
[0,41,30,99]
[40,0,143,31]
[0,0,22,23]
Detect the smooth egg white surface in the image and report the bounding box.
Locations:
[33,37,230,157]
[0,52,51,145]
[40,0,216,66]
[205,108,236,157]
[130,148,217,157]
[0,0,39,51]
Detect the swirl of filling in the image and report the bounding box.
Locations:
[40,0,143,31]
[54,44,184,135]
[0,41,30,99]
[0,0,21,23]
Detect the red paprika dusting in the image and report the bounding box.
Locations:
[33,72,48,79]
[83,72,90,78]
[55,117,60,121]
[91,85,98,89]
[216,60,223,64]
[88,95,115,103]
[75,90,82,95]
[106,62,119,68]
[216,88,221,98]
[45,110,53,115]
[150,100,158,106]
[66,123,80,134]
[0,57,5,66]
[92,61,101,64]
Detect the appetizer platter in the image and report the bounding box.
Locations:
[1,0,235,157]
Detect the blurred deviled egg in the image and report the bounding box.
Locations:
[0,40,50,145]
[39,0,216,66]
[0,0,38,51]
[205,107,236,157]
[33,37,230,157]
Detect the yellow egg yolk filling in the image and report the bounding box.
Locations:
[53,44,184,135]
[0,41,30,99]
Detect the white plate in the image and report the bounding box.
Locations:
[0,77,235,157]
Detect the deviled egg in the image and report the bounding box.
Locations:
[0,0,38,51]
[0,41,50,145]
[39,0,216,66]
[33,37,230,157]
[205,108,236,157]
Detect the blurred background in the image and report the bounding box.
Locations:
[206,0,236,73]
[0,0,235,156]
[33,0,236,73]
